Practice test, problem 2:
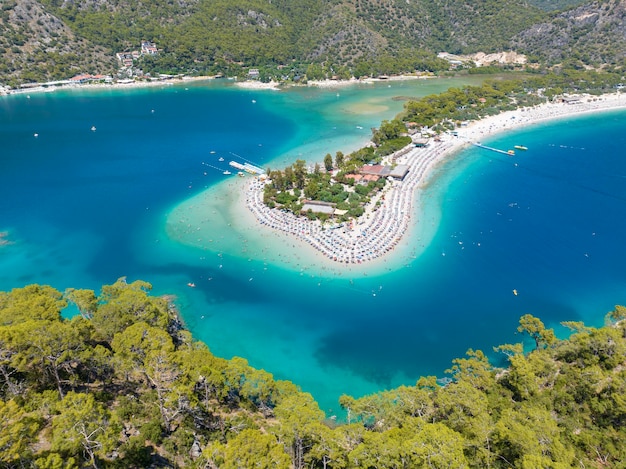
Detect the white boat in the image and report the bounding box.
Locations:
[223,170,232,175]
[218,157,224,162]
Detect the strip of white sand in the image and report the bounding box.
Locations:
[1,75,222,97]
[231,74,432,91]
[167,92,626,277]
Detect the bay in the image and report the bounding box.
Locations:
[1,78,625,414]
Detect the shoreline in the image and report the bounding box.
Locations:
[0,75,224,97]
[240,92,626,274]
[232,73,434,91]
[245,140,453,270]
[166,91,626,278]
[456,92,626,139]
[1,72,432,97]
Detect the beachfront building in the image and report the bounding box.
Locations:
[561,95,583,105]
[412,137,430,147]
[69,74,93,84]
[69,74,112,84]
[301,201,336,216]
[359,164,409,181]
[344,173,379,185]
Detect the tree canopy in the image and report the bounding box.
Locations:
[1,281,626,467]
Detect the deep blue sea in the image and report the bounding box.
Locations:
[2,80,626,414]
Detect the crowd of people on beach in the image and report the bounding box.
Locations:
[244,92,626,265]
[246,138,455,264]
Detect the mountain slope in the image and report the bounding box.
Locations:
[36,0,547,69]
[3,0,626,85]
[512,0,626,65]
[0,0,116,84]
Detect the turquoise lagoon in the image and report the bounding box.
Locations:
[1,79,626,414]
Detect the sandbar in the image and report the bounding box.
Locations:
[166,92,626,278]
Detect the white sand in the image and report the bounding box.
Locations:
[457,93,626,141]
[167,92,626,277]
[305,74,432,89]
[233,80,282,91]
[1,75,222,96]
[232,74,432,91]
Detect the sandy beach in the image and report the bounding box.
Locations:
[231,74,433,91]
[0,75,223,96]
[167,91,626,277]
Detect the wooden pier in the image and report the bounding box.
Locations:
[472,142,515,156]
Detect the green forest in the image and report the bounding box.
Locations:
[1,280,626,468]
[5,0,626,85]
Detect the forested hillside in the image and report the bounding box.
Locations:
[0,0,117,83]
[527,0,588,11]
[34,0,545,78]
[513,0,626,66]
[0,0,576,83]
[1,280,626,468]
[5,0,626,85]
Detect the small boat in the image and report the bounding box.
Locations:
[513,289,518,296]
[514,145,528,151]
[91,126,96,131]
[223,170,232,175]
[187,282,196,288]
[507,150,515,156]
[218,157,224,162]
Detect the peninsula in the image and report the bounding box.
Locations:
[244,92,626,267]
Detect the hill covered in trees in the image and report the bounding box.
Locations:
[4,0,626,85]
[512,0,626,66]
[1,279,626,468]
[0,0,117,84]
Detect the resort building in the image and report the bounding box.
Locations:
[69,74,112,84]
[562,95,583,105]
[141,42,158,55]
[360,164,409,181]
[412,137,430,147]
[116,42,159,71]
[301,201,336,216]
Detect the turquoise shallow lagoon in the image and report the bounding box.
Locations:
[2,79,626,414]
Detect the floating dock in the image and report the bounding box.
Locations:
[472,142,515,156]
[229,161,265,175]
